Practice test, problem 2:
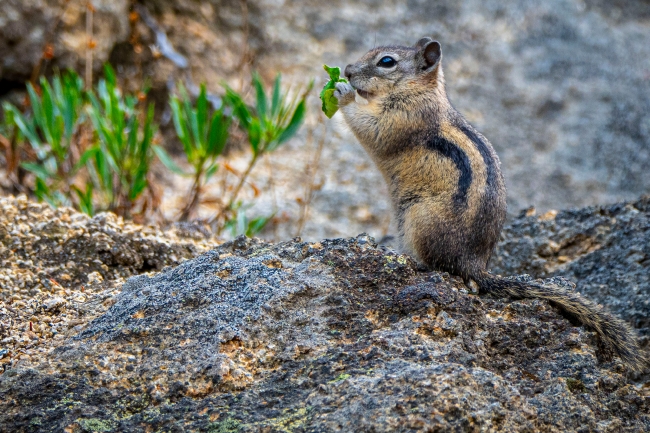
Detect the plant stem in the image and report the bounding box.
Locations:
[296,123,326,237]
[85,2,94,89]
[213,152,259,231]
[179,164,204,221]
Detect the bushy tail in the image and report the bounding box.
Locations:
[475,271,646,372]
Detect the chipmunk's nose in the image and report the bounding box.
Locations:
[344,64,353,79]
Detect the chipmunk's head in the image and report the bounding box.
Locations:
[343,37,443,103]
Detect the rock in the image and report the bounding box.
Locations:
[0,0,129,83]
[0,195,217,373]
[492,195,650,350]
[0,228,648,431]
[41,296,66,312]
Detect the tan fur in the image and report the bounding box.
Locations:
[335,38,646,371]
[440,123,488,226]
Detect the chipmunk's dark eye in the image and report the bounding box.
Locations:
[377,56,397,68]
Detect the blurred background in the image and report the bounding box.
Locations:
[1,0,649,242]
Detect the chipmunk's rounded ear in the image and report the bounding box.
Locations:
[414,37,433,49]
[418,39,441,70]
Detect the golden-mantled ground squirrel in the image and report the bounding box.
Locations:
[334,37,645,370]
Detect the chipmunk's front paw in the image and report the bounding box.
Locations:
[334,82,355,106]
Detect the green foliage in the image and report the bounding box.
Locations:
[84,64,157,215]
[0,65,313,236]
[224,72,310,157]
[208,418,241,433]
[320,65,348,118]
[0,103,26,186]
[5,70,85,206]
[217,73,312,236]
[155,82,231,220]
[329,373,351,383]
[222,201,274,237]
[167,82,231,169]
[72,184,94,216]
[0,104,22,143]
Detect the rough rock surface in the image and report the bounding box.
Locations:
[1,224,648,431]
[0,195,215,371]
[492,195,650,350]
[0,0,130,85]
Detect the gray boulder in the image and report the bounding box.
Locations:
[1,229,648,431]
[492,195,650,349]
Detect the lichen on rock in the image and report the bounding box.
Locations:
[0,207,648,431]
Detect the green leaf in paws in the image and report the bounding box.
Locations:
[320,64,348,118]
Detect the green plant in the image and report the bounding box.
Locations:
[222,201,274,237]
[218,72,312,232]
[320,64,348,118]
[83,64,157,217]
[155,82,231,221]
[5,70,85,206]
[0,104,28,192]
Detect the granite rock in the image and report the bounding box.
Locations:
[0,229,648,432]
[492,195,650,350]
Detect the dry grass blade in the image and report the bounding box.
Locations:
[295,121,327,237]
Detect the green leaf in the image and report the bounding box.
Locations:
[170,96,193,158]
[104,64,117,87]
[72,184,94,216]
[153,145,190,176]
[34,177,54,205]
[21,162,52,180]
[320,88,339,119]
[204,163,219,181]
[320,64,348,118]
[246,214,273,237]
[74,146,101,172]
[323,64,342,81]
[223,86,252,129]
[253,72,267,120]
[206,111,230,156]
[197,83,209,147]
[248,118,262,156]
[8,105,42,150]
[187,98,201,153]
[270,74,282,118]
[129,177,148,200]
[277,100,306,145]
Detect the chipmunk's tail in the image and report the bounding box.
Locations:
[474,271,646,372]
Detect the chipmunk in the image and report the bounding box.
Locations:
[333,37,645,371]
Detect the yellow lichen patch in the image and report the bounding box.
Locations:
[131,310,145,319]
[415,324,445,338]
[217,337,281,391]
[179,338,193,347]
[539,209,558,220]
[381,254,411,273]
[216,269,231,279]
[364,309,381,325]
[541,233,604,273]
[220,337,244,355]
[263,258,283,269]
[185,378,215,398]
